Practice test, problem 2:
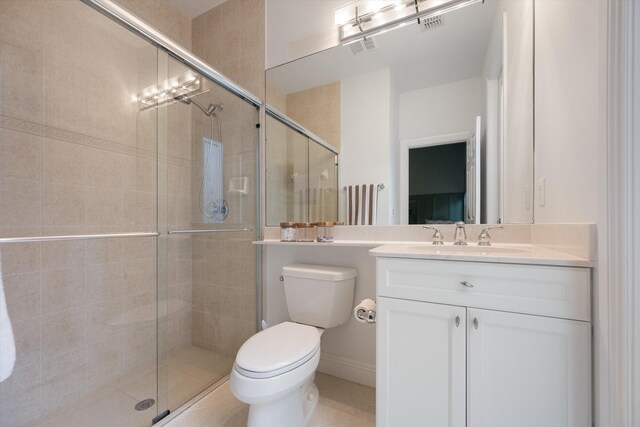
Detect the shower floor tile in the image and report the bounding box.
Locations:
[163,373,376,427]
[28,346,232,427]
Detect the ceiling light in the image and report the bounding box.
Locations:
[338,0,482,44]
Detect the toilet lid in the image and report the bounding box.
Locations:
[235,322,320,377]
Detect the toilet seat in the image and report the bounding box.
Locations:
[235,322,320,379]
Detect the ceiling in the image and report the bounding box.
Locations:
[168,0,227,19]
[267,0,498,95]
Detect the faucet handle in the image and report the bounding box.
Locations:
[422,226,444,245]
[477,225,504,246]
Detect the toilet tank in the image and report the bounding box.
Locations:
[282,264,357,329]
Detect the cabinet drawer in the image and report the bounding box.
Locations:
[376,258,590,321]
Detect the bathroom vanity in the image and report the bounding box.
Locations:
[370,244,592,427]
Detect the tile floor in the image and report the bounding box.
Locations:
[28,346,232,427]
[164,372,376,427]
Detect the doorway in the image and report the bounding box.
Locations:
[408,143,467,224]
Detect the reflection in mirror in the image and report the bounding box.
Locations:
[266,0,533,226]
[265,112,339,225]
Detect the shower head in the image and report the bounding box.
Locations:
[175,94,222,117]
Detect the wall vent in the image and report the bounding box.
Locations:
[422,14,444,30]
[349,37,377,55]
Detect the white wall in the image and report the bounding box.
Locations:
[340,68,393,224]
[399,77,483,141]
[502,0,534,223]
[266,0,342,68]
[534,1,608,425]
[534,0,605,224]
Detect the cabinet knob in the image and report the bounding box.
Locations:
[459,281,474,288]
[473,317,479,329]
[455,316,461,327]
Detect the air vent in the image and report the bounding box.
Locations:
[422,14,444,30]
[349,37,377,55]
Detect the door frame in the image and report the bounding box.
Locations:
[400,131,470,224]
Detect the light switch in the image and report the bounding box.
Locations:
[537,178,546,207]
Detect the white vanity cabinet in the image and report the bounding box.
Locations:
[376,257,592,427]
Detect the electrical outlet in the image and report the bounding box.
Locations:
[537,178,546,207]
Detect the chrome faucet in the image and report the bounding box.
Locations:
[477,225,504,246]
[422,226,444,245]
[453,221,468,245]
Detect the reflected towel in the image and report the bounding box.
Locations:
[0,271,16,382]
[346,184,377,225]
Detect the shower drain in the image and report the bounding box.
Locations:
[135,399,155,411]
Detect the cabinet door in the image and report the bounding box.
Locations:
[377,297,466,427]
[467,308,591,427]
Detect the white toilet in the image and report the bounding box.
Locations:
[230,264,357,427]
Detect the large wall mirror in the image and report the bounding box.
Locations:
[265,0,533,225]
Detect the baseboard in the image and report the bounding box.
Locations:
[317,352,376,388]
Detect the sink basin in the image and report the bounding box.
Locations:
[400,244,531,256]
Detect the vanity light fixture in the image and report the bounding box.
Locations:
[131,70,204,111]
[338,0,482,44]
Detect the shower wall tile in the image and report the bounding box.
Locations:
[0,177,41,228]
[86,334,124,389]
[0,128,42,181]
[40,267,87,315]
[40,348,88,414]
[86,262,124,304]
[0,242,41,274]
[41,241,86,271]
[2,272,40,322]
[0,361,43,427]
[87,189,124,228]
[85,149,124,190]
[41,308,87,356]
[114,0,192,50]
[10,317,41,369]
[42,183,86,228]
[123,190,156,231]
[286,81,341,150]
[124,259,156,296]
[86,239,123,266]
[123,156,157,193]
[86,297,123,343]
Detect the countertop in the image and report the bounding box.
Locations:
[254,240,594,267]
[369,243,594,267]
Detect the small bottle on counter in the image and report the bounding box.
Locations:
[295,222,316,242]
[280,222,296,242]
[315,222,334,242]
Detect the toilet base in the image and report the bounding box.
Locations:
[246,375,319,427]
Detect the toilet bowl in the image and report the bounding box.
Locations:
[230,264,357,427]
[230,322,322,427]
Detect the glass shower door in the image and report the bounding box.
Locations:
[156,52,259,415]
[0,1,162,425]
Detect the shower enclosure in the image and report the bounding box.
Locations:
[0,1,260,425]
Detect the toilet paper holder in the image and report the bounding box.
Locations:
[356,308,376,324]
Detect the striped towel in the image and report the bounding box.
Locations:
[346,184,377,225]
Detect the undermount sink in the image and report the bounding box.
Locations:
[400,244,531,256]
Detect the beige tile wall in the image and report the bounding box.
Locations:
[286,81,341,150]
[0,1,194,425]
[264,81,341,224]
[190,0,263,357]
